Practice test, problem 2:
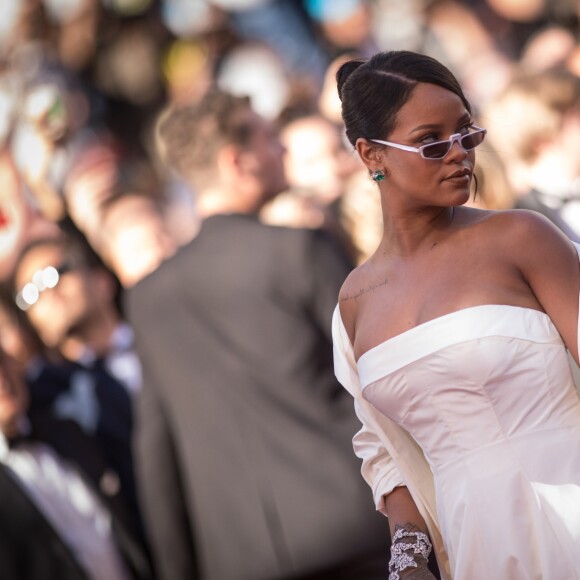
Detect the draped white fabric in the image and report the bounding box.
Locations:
[332,242,580,579]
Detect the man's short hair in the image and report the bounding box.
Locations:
[485,69,580,164]
[157,89,253,190]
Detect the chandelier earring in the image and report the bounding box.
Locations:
[371,169,385,182]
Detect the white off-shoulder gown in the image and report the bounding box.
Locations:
[333,247,580,579]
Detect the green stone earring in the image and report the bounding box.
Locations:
[371,169,385,182]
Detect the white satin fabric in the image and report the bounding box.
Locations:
[332,244,580,580]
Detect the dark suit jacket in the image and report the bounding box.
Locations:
[0,418,153,580]
[27,359,142,535]
[127,214,389,580]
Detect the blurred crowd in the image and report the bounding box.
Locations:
[0,0,579,578]
[0,0,579,285]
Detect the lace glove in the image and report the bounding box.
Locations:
[388,525,435,580]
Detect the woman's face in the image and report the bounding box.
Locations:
[379,82,476,209]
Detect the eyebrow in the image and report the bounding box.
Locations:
[409,112,472,134]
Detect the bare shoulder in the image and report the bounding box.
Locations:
[459,206,556,230]
[490,209,576,264]
[486,210,580,363]
[459,207,577,262]
[337,260,377,340]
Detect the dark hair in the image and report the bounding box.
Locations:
[157,89,253,189]
[10,224,124,315]
[0,284,47,359]
[10,225,108,295]
[336,51,471,147]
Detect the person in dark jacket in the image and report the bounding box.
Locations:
[126,89,390,580]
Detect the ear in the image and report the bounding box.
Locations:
[217,144,256,182]
[355,137,386,175]
[216,144,241,181]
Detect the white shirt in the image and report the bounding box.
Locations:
[0,433,131,580]
[77,322,142,395]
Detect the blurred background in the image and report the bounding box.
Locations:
[1,4,579,577]
[1,0,580,359]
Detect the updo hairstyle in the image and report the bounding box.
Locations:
[336,51,471,147]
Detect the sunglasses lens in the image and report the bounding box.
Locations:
[422,142,451,159]
[422,129,486,159]
[461,130,485,151]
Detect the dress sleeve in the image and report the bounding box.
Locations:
[332,306,405,515]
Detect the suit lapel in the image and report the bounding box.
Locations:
[0,463,88,579]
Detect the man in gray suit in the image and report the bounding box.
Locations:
[127,90,389,580]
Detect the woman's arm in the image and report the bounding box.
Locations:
[385,487,436,579]
[352,406,437,579]
[333,307,437,578]
[508,211,580,366]
[353,402,436,579]
[350,385,436,578]
[385,486,429,536]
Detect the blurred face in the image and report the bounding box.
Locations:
[240,110,288,207]
[0,349,28,438]
[14,244,97,349]
[281,116,343,201]
[378,83,476,209]
[102,197,176,287]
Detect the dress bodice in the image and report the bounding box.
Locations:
[358,305,580,473]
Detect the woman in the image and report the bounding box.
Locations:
[332,50,580,579]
